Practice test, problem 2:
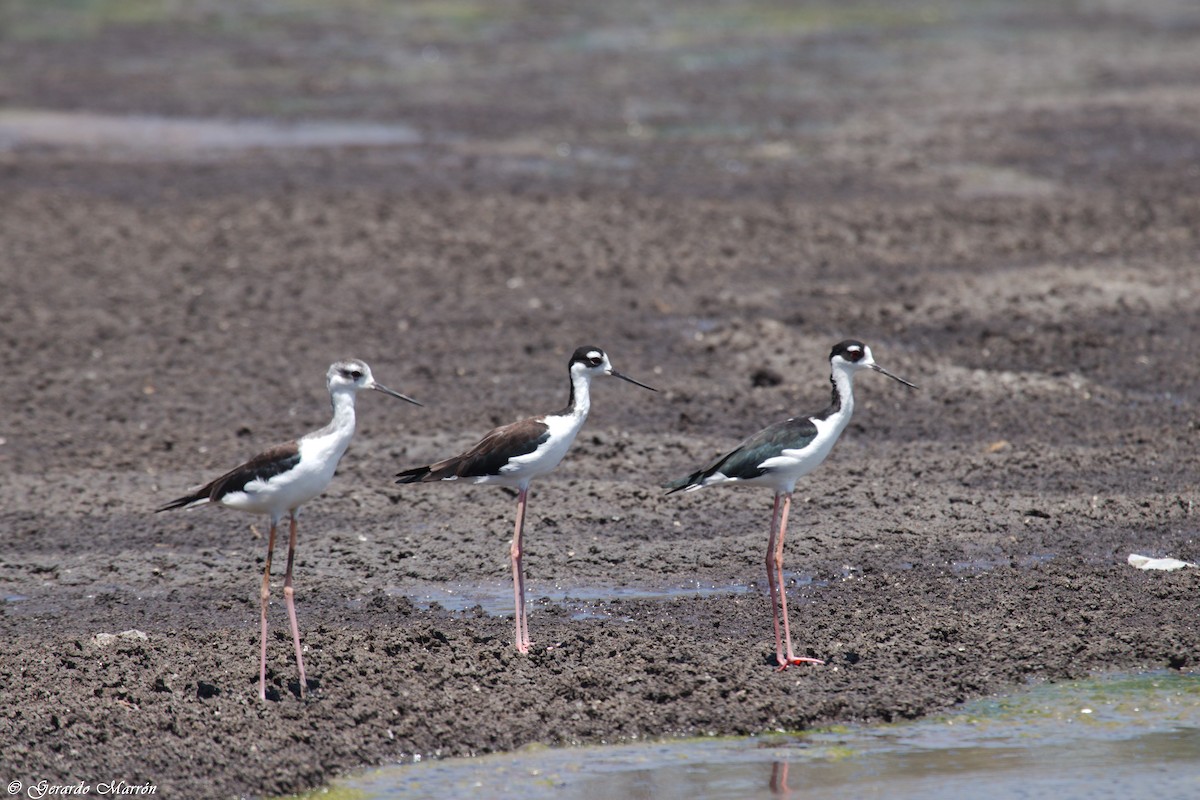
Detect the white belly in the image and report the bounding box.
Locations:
[493,414,582,486]
[220,436,347,518]
[751,414,848,491]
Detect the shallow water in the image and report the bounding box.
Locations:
[0,109,421,156]
[303,671,1200,800]
[384,577,818,617]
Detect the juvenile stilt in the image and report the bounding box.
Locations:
[157,359,421,699]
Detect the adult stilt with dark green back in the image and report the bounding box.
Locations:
[666,340,916,670]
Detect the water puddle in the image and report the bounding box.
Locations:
[0,109,641,175]
[0,109,646,177]
[948,551,1056,574]
[0,109,421,157]
[385,579,758,618]
[298,671,1200,799]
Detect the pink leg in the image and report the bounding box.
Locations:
[259,520,278,701]
[510,486,530,654]
[773,492,824,670]
[765,494,785,665]
[283,512,308,697]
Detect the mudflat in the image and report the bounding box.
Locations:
[1,2,1197,797]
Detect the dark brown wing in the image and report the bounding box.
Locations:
[396,418,550,483]
[156,442,302,511]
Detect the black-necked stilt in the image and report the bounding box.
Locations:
[156,359,421,700]
[396,346,655,653]
[665,340,915,670]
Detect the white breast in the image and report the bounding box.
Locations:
[755,413,850,489]
[499,413,583,482]
[220,433,350,518]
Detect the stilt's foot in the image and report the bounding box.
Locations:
[515,642,530,655]
[775,656,825,671]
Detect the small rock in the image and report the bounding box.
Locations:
[92,629,147,648]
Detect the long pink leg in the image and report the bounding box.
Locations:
[774,492,824,670]
[259,520,278,701]
[510,487,530,653]
[764,494,786,665]
[283,512,308,697]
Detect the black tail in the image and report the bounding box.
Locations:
[155,488,209,513]
[663,470,703,495]
[395,465,433,484]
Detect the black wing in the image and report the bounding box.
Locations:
[665,417,818,493]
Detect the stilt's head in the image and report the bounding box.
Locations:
[327,359,423,405]
[569,346,657,391]
[829,340,917,388]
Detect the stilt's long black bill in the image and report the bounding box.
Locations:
[373,382,424,405]
[610,370,658,392]
[870,364,917,389]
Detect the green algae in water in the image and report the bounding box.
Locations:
[952,671,1200,731]
[308,671,1200,799]
[281,787,371,800]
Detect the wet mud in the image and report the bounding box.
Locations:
[1,1,1198,797]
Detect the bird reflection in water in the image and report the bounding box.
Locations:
[769,761,793,796]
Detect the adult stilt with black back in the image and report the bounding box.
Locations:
[396,346,655,654]
[665,340,916,670]
[156,360,421,700]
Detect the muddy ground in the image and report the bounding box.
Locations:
[1,1,1199,797]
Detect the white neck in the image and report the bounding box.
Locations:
[573,372,592,418]
[827,366,857,429]
[310,388,358,454]
[557,368,593,421]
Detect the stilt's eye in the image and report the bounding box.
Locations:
[349,370,363,380]
[846,348,863,361]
